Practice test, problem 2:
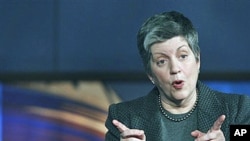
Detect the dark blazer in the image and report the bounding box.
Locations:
[105,81,250,141]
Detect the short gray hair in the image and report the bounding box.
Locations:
[137,11,200,75]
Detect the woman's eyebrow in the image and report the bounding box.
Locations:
[177,45,189,51]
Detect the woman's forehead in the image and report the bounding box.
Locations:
[150,37,190,53]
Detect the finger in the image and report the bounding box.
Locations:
[200,132,217,140]
[121,129,145,139]
[192,130,218,141]
[191,130,205,138]
[112,119,129,132]
[211,115,226,131]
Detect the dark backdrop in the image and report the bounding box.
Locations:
[1,0,250,81]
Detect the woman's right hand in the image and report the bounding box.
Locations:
[112,119,146,141]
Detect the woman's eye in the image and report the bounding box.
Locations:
[156,60,166,66]
[180,55,188,59]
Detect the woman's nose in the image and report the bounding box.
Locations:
[170,59,181,74]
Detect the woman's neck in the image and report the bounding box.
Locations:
[160,90,197,114]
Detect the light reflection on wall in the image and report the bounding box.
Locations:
[2,81,121,141]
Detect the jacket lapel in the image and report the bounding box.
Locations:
[196,81,228,134]
[132,87,163,140]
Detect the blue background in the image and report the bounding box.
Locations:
[1,0,250,80]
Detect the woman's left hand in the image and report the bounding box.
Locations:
[191,115,226,141]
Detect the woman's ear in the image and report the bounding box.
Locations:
[197,54,201,71]
[197,55,201,73]
[147,74,155,84]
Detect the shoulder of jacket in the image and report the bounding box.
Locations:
[109,87,158,114]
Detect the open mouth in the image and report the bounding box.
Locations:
[172,80,183,85]
[172,80,184,88]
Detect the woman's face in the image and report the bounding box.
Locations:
[148,36,200,103]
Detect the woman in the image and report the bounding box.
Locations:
[105,11,250,141]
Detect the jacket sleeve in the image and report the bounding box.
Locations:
[105,104,120,141]
[235,95,250,124]
[228,94,250,124]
